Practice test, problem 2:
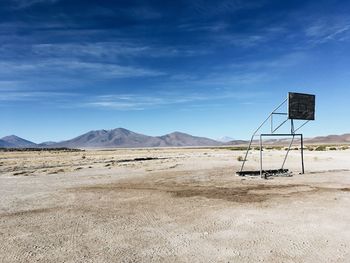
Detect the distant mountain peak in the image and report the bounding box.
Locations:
[167,131,189,136]
[111,127,133,135]
[0,135,37,148]
[2,135,21,140]
[114,127,130,131]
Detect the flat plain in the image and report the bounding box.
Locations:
[0,147,350,262]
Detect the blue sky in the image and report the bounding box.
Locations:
[1,0,350,143]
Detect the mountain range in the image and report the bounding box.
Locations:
[306,133,350,144]
[52,128,220,148]
[0,128,220,148]
[1,129,349,149]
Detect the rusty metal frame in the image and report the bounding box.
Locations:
[238,94,312,178]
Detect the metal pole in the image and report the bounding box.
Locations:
[281,134,295,169]
[240,98,287,173]
[271,114,273,133]
[252,98,287,136]
[260,135,263,178]
[294,120,310,133]
[301,134,305,174]
[240,135,254,172]
[273,98,288,114]
[272,119,289,133]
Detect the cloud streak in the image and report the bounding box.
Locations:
[81,90,262,111]
[0,60,165,79]
[304,16,350,44]
[11,0,59,8]
[0,90,75,101]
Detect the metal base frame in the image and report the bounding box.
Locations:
[258,133,304,178]
[236,169,290,177]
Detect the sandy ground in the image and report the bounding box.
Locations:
[0,147,350,262]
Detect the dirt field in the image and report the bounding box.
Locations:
[0,148,350,262]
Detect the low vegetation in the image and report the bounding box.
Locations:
[0,147,83,152]
[237,156,244,162]
[315,145,327,151]
[306,145,350,151]
[198,144,349,152]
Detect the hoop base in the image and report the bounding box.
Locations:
[236,169,291,177]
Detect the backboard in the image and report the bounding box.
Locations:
[288,92,315,120]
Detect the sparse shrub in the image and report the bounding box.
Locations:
[82,155,86,159]
[237,156,244,162]
[229,147,247,151]
[308,147,314,151]
[293,147,299,150]
[315,145,326,151]
[329,147,337,151]
[274,147,282,151]
[341,146,349,150]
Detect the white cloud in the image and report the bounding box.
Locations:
[0,90,75,101]
[82,90,261,111]
[12,0,59,8]
[229,52,307,70]
[189,0,265,17]
[31,42,209,59]
[0,60,164,79]
[32,43,150,58]
[304,17,350,44]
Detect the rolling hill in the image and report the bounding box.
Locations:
[305,133,350,144]
[0,135,37,148]
[51,128,221,148]
[159,132,220,147]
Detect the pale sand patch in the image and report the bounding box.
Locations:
[0,148,349,262]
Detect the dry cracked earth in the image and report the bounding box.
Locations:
[0,148,350,262]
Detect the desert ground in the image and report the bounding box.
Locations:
[0,147,350,262]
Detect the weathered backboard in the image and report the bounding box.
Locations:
[288,92,315,120]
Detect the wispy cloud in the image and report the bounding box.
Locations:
[210,24,287,49]
[304,17,350,44]
[0,90,75,101]
[83,94,198,111]
[178,22,228,33]
[11,0,59,8]
[31,43,150,58]
[168,70,269,88]
[81,90,261,111]
[229,52,307,70]
[0,86,260,108]
[217,34,267,48]
[0,60,164,79]
[0,80,25,90]
[188,0,265,17]
[30,42,210,59]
